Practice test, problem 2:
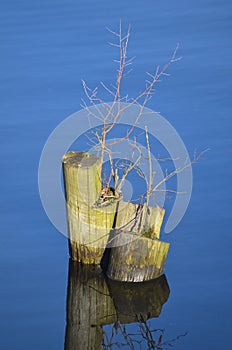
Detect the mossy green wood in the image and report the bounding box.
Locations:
[64,261,117,350]
[106,274,170,323]
[62,151,169,276]
[115,201,165,239]
[62,151,117,264]
[107,233,170,282]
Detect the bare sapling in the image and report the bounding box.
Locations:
[81,22,207,237]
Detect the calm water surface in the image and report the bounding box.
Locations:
[0,0,231,349]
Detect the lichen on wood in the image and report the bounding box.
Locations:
[62,151,169,281]
[106,233,170,282]
[62,151,118,264]
[115,201,165,240]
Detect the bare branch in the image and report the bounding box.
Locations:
[152,149,209,193]
[80,23,190,206]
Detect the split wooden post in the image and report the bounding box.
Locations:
[106,233,170,282]
[114,201,165,240]
[106,200,169,282]
[62,151,170,280]
[62,151,118,264]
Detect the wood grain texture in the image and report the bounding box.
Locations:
[62,151,117,264]
[107,233,170,282]
[115,201,165,239]
[62,151,169,278]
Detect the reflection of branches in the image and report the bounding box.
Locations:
[100,316,187,350]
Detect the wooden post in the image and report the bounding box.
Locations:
[115,201,165,240]
[106,232,170,282]
[106,200,169,282]
[62,151,170,280]
[64,261,117,350]
[62,152,118,264]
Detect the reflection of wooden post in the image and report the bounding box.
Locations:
[106,274,170,323]
[64,261,171,349]
[62,152,117,264]
[64,261,117,350]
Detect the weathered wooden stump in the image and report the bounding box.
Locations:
[106,199,169,282]
[64,260,117,350]
[115,201,165,240]
[62,151,118,264]
[106,274,170,323]
[62,151,170,281]
[106,232,170,282]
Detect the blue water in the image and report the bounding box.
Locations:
[1,0,232,349]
